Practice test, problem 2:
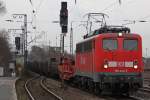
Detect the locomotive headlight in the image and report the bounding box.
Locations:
[104,64,108,69]
[134,65,138,69]
[134,60,138,69]
[104,59,108,69]
[118,33,123,37]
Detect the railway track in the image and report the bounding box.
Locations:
[25,76,63,100]
[129,86,150,100]
[44,77,142,100]
[139,86,150,93]
[25,71,148,100]
[97,94,141,100]
[144,79,150,82]
[129,96,144,100]
[144,78,150,83]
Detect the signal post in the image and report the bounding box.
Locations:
[59,1,68,88]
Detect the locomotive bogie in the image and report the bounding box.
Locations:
[73,72,143,94]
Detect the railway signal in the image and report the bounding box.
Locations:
[60,2,68,33]
[59,1,69,88]
[15,37,20,50]
[119,0,121,5]
[75,0,77,4]
[61,25,67,33]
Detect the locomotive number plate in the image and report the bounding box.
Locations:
[115,69,128,72]
[117,62,125,67]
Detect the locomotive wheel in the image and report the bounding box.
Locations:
[78,77,83,89]
[89,83,94,93]
[79,81,83,89]
[69,78,76,87]
[94,83,102,95]
[83,78,88,90]
[72,77,79,87]
[81,80,86,90]
[94,88,100,95]
[88,80,94,92]
[126,92,130,97]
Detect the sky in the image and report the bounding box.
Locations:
[0,0,150,57]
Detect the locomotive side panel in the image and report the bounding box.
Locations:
[75,39,96,79]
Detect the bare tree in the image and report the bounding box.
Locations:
[0,29,11,67]
[0,0,7,16]
[29,46,49,62]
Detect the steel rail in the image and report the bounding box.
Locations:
[40,78,63,100]
[129,96,145,100]
[139,86,150,93]
[24,76,39,100]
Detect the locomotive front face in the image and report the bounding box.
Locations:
[100,33,143,73]
[96,33,143,91]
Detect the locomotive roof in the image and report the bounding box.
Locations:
[77,33,141,44]
[83,25,131,39]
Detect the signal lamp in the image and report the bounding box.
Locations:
[60,2,68,27]
[62,25,67,33]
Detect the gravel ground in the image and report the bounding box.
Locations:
[44,78,143,100]
[15,76,31,100]
[15,70,150,100]
[132,70,150,100]
[27,77,59,100]
[132,91,150,100]
[144,70,150,86]
[15,71,37,100]
[144,70,150,79]
[44,78,105,100]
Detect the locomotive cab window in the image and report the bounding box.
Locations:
[123,39,138,50]
[76,43,83,53]
[84,40,92,52]
[103,39,117,50]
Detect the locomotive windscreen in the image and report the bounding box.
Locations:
[103,39,117,50]
[123,39,138,50]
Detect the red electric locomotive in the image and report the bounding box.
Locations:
[59,26,143,95]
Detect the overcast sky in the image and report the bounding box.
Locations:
[0,0,150,57]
